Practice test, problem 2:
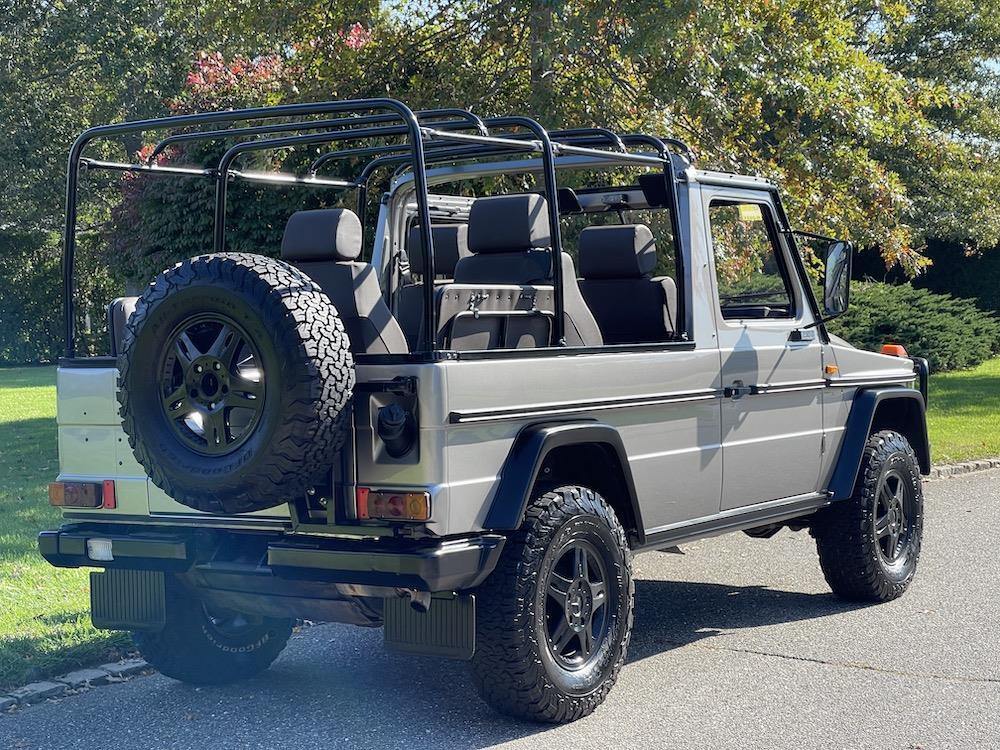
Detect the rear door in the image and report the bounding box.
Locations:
[703,189,825,510]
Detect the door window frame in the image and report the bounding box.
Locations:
[703,189,809,332]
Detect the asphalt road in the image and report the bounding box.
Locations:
[3,469,999,750]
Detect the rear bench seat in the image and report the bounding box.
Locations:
[435,194,602,350]
[397,223,470,350]
[281,208,408,354]
[577,224,677,345]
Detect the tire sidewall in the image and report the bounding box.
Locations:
[534,510,630,697]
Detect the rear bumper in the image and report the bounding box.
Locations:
[38,525,506,593]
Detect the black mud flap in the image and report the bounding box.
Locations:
[383,594,475,660]
[90,569,166,631]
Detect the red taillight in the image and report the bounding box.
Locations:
[356,488,430,522]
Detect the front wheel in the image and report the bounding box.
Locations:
[133,576,293,685]
[471,486,634,723]
[812,429,924,602]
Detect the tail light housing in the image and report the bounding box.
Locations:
[48,480,116,509]
[356,488,430,522]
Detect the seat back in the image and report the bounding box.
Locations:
[438,194,602,350]
[577,224,677,345]
[281,209,408,355]
[397,223,470,349]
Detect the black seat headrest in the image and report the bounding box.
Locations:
[281,209,362,262]
[467,194,551,254]
[406,224,470,278]
[579,224,657,279]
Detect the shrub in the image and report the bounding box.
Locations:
[828,282,1000,373]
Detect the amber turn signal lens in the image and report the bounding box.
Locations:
[824,364,839,375]
[48,481,102,508]
[356,488,430,522]
[881,343,909,357]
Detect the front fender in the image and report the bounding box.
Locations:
[828,387,930,501]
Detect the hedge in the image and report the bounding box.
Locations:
[828,282,1000,373]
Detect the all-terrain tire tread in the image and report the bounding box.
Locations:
[471,486,634,723]
[133,577,293,685]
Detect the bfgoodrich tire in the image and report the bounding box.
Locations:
[118,252,354,515]
[133,576,293,685]
[471,486,634,723]
[812,429,924,602]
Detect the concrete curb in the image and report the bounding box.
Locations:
[926,457,1000,480]
[1,659,149,713]
[4,458,999,715]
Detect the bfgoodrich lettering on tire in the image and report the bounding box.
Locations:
[812,429,924,602]
[133,575,293,685]
[117,252,354,515]
[471,485,634,723]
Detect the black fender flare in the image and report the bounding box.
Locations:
[828,387,930,501]
[483,420,645,545]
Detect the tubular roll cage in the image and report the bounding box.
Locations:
[63,98,691,358]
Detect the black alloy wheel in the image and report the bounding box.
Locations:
[873,468,916,566]
[159,314,266,456]
[813,429,924,602]
[117,253,355,514]
[544,540,611,671]
[472,485,634,723]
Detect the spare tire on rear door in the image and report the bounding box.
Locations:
[118,252,355,515]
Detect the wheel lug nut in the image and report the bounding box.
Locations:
[194,365,202,373]
[213,362,221,371]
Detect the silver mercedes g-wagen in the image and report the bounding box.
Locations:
[40,99,929,723]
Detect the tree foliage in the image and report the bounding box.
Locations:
[3,0,1000,361]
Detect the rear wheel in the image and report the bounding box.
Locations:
[812,429,924,602]
[133,576,293,686]
[471,486,634,723]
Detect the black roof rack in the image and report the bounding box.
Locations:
[62,99,691,357]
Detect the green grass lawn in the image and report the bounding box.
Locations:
[0,359,997,690]
[0,367,128,691]
[926,357,1000,463]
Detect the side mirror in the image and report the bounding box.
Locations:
[822,240,852,318]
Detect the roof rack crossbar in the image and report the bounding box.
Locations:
[147,108,487,164]
[308,118,488,176]
[548,128,628,152]
[79,158,359,189]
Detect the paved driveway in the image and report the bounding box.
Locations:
[3,470,998,749]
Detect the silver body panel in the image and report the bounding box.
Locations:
[55,168,917,542]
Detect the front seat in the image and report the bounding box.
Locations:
[281,208,408,354]
[577,224,677,344]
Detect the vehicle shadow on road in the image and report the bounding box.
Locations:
[628,578,869,663]
[120,581,871,750]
